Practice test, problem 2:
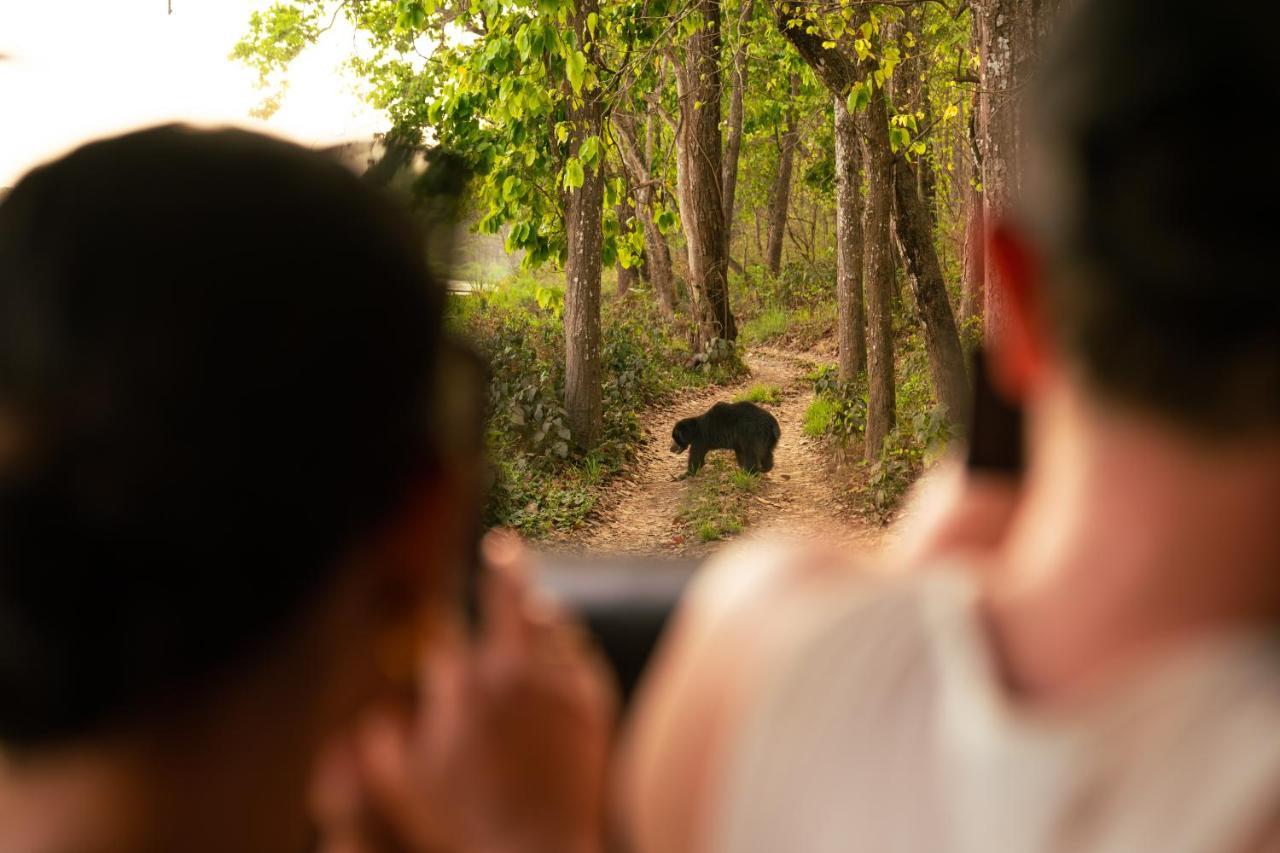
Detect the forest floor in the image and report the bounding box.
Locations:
[549,346,886,558]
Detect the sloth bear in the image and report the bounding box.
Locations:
[670,401,781,477]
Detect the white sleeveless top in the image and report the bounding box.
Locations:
[709,571,1280,853]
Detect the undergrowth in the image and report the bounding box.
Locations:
[803,329,955,522]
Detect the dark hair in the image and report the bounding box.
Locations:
[0,126,444,745]
[1023,0,1280,434]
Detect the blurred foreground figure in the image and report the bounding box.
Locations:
[622,2,1280,851]
[0,127,611,853]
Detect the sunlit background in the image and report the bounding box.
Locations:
[0,0,388,188]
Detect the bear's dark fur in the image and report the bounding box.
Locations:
[670,401,781,476]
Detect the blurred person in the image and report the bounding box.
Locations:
[0,126,612,853]
[620,2,1280,851]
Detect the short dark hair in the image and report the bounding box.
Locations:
[0,126,444,744]
[1023,0,1280,434]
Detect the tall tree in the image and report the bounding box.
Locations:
[772,2,895,455]
[670,0,736,344]
[859,81,897,458]
[562,0,605,448]
[972,0,1058,341]
[722,0,756,257]
[959,102,985,325]
[765,73,800,277]
[614,173,639,296]
[891,158,969,421]
[833,94,865,381]
[887,18,968,421]
[613,112,678,320]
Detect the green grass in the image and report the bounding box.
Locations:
[804,397,837,437]
[733,383,781,405]
[678,455,761,542]
[738,303,837,349]
[739,306,789,346]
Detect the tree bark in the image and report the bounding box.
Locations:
[959,94,984,326]
[615,190,638,297]
[892,157,970,423]
[960,179,985,326]
[861,82,896,459]
[765,73,800,276]
[973,0,1058,343]
[721,0,754,256]
[833,94,866,381]
[613,113,677,320]
[671,2,736,345]
[562,0,604,449]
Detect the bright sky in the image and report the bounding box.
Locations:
[0,0,389,187]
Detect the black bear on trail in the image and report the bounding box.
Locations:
[670,401,781,477]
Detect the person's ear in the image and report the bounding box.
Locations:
[987,222,1051,403]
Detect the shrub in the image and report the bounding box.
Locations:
[805,365,867,442]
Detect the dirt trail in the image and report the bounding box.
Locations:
[554,347,880,557]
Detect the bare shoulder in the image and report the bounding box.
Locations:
[617,537,878,853]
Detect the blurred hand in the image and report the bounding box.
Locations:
[313,531,616,853]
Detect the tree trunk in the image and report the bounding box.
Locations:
[860,83,896,460]
[765,73,800,277]
[613,113,677,320]
[834,94,866,382]
[892,158,970,423]
[721,0,755,256]
[615,192,638,297]
[960,180,985,326]
[959,94,984,326]
[974,0,1057,343]
[563,0,604,449]
[672,4,736,345]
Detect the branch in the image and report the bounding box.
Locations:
[771,1,860,94]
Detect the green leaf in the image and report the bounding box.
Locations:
[655,207,678,235]
[888,126,910,152]
[515,24,532,60]
[565,49,587,95]
[502,175,522,200]
[395,0,428,30]
[555,122,570,144]
[564,157,585,190]
[579,134,600,165]
[847,82,870,113]
[586,11,598,38]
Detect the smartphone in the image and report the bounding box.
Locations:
[965,347,1024,475]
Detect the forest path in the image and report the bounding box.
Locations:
[551,346,880,557]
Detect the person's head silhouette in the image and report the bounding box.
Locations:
[0,125,473,852]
